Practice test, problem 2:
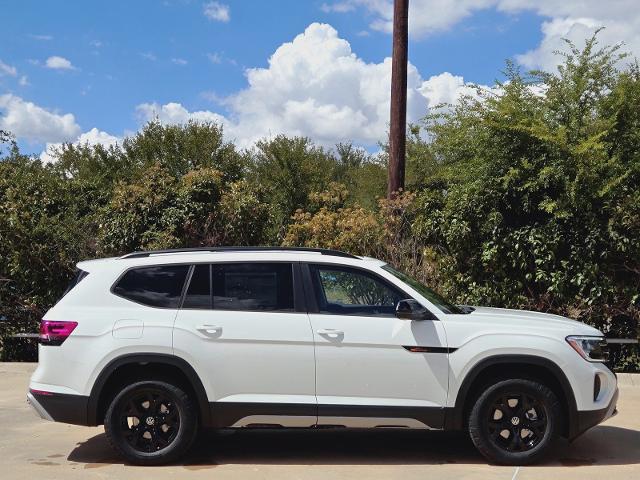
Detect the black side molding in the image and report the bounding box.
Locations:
[208,402,446,430]
[318,404,446,429]
[403,346,457,354]
[209,402,317,428]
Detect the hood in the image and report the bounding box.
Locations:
[467,306,603,336]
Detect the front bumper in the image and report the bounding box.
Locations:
[570,387,619,440]
[26,389,90,426]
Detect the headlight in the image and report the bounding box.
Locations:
[566,336,608,362]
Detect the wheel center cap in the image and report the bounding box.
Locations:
[145,417,155,426]
[511,416,520,426]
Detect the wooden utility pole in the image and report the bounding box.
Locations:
[387,0,409,199]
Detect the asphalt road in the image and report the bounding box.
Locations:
[1,363,639,479]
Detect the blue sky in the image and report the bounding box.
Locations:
[0,1,634,159]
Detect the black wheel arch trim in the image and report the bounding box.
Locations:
[88,353,211,427]
[444,354,579,438]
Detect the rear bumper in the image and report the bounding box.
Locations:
[570,387,619,440]
[27,389,90,426]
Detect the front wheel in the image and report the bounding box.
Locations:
[468,378,561,465]
[104,380,198,465]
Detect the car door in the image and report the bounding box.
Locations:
[305,263,449,429]
[173,262,317,428]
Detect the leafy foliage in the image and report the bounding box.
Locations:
[0,33,637,368]
[410,36,640,340]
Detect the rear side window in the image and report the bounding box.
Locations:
[61,268,89,298]
[183,264,211,309]
[212,263,294,311]
[113,265,190,308]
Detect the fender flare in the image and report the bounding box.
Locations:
[444,354,578,436]
[87,353,211,426]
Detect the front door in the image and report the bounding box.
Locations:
[173,262,317,428]
[305,263,449,428]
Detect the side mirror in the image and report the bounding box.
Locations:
[396,299,435,321]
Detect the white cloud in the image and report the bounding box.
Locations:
[135,102,227,126]
[136,23,486,149]
[40,128,120,164]
[4,23,498,155]
[322,0,494,36]
[419,72,490,107]
[200,91,225,104]
[29,34,53,41]
[321,2,355,13]
[223,22,425,147]
[203,2,230,22]
[515,17,633,70]
[171,58,188,65]
[207,52,222,64]
[19,75,29,86]
[140,52,157,61]
[324,1,640,70]
[0,59,17,77]
[45,56,75,70]
[0,94,80,143]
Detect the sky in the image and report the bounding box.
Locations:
[0,0,638,161]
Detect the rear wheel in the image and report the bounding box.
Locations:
[104,380,198,465]
[468,378,561,465]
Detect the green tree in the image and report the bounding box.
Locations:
[249,135,336,237]
[412,34,639,345]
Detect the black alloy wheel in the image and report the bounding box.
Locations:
[104,380,198,465]
[118,388,180,453]
[469,378,561,465]
[486,392,547,452]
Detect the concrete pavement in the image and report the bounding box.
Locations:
[1,362,639,479]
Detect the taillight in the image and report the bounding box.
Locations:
[39,320,78,346]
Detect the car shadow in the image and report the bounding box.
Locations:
[67,425,640,468]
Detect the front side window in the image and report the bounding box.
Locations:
[212,263,294,311]
[381,265,463,314]
[113,265,190,308]
[310,265,403,316]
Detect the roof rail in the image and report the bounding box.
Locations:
[119,246,360,260]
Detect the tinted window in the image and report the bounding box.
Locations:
[381,265,463,314]
[183,264,211,309]
[212,263,294,311]
[61,268,89,298]
[310,265,403,316]
[113,265,189,308]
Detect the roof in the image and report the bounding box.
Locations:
[118,246,360,260]
[75,248,391,273]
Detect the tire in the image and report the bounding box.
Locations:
[468,378,561,465]
[104,380,198,465]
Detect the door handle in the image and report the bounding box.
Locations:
[317,328,344,337]
[197,325,223,337]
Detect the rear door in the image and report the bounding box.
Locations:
[173,262,317,428]
[305,263,449,429]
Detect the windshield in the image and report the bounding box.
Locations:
[381,265,464,314]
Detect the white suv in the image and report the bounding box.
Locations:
[28,247,618,465]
